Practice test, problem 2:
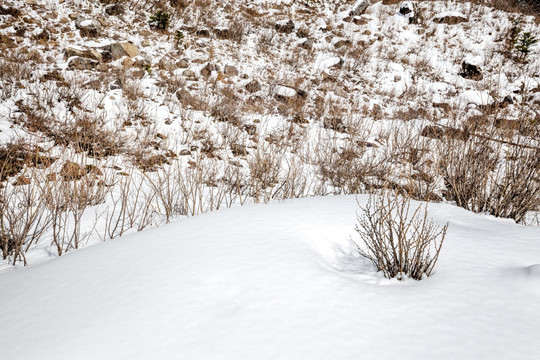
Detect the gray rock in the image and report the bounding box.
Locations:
[245,79,261,93]
[105,4,124,16]
[224,65,238,77]
[68,57,99,70]
[349,1,370,16]
[275,20,295,34]
[176,59,189,68]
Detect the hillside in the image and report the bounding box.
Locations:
[0,0,539,267]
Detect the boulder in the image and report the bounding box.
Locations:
[200,63,219,78]
[182,69,196,79]
[275,20,295,34]
[104,4,124,16]
[459,61,482,81]
[109,42,139,60]
[224,65,238,77]
[75,17,100,38]
[176,59,189,68]
[68,57,99,70]
[245,79,261,93]
[158,56,175,71]
[60,162,85,180]
[399,2,413,15]
[349,1,370,17]
[65,47,103,62]
[433,13,467,24]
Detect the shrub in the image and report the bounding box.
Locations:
[353,192,448,281]
[516,31,538,61]
[149,11,170,30]
[174,30,184,48]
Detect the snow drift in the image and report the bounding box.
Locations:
[0,195,539,359]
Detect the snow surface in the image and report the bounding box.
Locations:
[0,195,539,359]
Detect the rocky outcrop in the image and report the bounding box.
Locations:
[275,20,295,34]
[434,13,468,24]
[68,57,99,70]
[459,61,482,81]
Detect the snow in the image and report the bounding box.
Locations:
[274,84,297,98]
[460,90,494,106]
[0,195,539,359]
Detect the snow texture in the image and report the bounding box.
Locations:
[0,195,539,359]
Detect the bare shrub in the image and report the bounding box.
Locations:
[438,133,539,223]
[354,192,448,281]
[0,174,51,265]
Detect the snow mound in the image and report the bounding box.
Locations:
[0,195,539,359]
[526,264,540,277]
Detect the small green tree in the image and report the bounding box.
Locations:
[174,30,184,48]
[516,32,538,61]
[149,11,170,30]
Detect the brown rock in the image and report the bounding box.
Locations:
[13,176,30,186]
[60,162,85,180]
[245,79,261,93]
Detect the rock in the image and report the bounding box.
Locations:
[141,39,151,47]
[105,4,124,16]
[300,38,313,50]
[176,59,189,68]
[399,2,413,15]
[109,41,139,60]
[382,0,400,4]
[68,57,99,70]
[459,61,482,81]
[182,69,196,79]
[65,47,102,62]
[13,176,30,186]
[224,65,238,77]
[122,57,134,68]
[420,125,444,139]
[176,89,201,108]
[296,26,309,38]
[85,165,103,176]
[214,27,232,39]
[110,79,123,90]
[433,13,467,24]
[274,85,299,102]
[349,1,370,16]
[75,17,100,38]
[243,124,257,136]
[179,149,191,156]
[275,20,295,34]
[353,16,369,25]
[34,29,50,41]
[333,38,351,48]
[433,102,451,113]
[245,79,261,93]
[60,162,85,180]
[201,63,218,78]
[158,56,175,71]
[195,28,210,37]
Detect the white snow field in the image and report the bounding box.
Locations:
[0,195,539,360]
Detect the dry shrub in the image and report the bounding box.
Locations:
[52,113,126,157]
[354,192,448,281]
[438,134,540,223]
[0,173,51,265]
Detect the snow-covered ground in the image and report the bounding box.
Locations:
[1,195,539,359]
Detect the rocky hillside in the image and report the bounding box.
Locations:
[0,0,539,266]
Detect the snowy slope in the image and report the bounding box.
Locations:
[0,195,539,359]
